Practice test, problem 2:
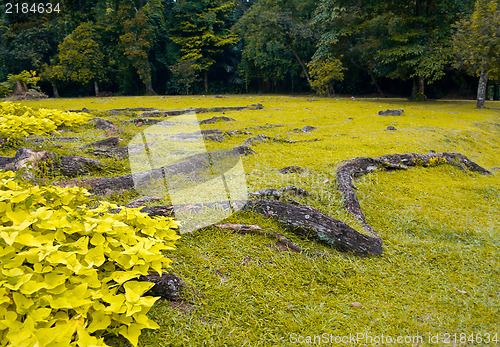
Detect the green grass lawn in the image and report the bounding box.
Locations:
[12,96,500,346]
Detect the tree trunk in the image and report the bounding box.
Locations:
[145,81,157,95]
[139,273,184,300]
[412,76,426,100]
[137,104,263,118]
[49,151,491,257]
[77,145,254,194]
[14,80,27,94]
[476,69,488,109]
[51,83,59,98]
[94,81,99,97]
[492,82,499,101]
[335,152,491,236]
[349,57,385,98]
[134,198,383,256]
[286,38,311,88]
[416,0,424,15]
[328,83,335,97]
[418,76,425,95]
[264,78,271,93]
[369,71,385,97]
[216,223,314,255]
[204,70,208,93]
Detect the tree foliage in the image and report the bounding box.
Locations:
[0,70,40,97]
[170,59,198,95]
[233,0,316,91]
[453,0,500,78]
[307,57,344,97]
[311,0,475,98]
[120,10,156,95]
[453,0,500,107]
[171,0,238,92]
[0,0,490,98]
[47,22,106,89]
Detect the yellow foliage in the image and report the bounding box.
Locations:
[0,102,91,144]
[0,171,179,346]
[307,57,345,96]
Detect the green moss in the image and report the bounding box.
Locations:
[7,96,500,346]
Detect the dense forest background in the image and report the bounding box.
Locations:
[0,0,498,100]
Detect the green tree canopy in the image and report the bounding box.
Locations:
[170,59,198,95]
[0,0,490,97]
[46,22,106,95]
[312,0,474,99]
[171,0,238,92]
[233,0,316,92]
[307,56,344,97]
[120,9,157,95]
[453,0,500,108]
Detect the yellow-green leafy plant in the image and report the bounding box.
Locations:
[307,56,345,97]
[0,84,12,98]
[0,102,91,144]
[0,70,41,97]
[8,70,41,91]
[0,170,180,346]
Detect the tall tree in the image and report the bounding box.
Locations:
[312,0,474,99]
[93,0,141,94]
[234,0,316,92]
[171,0,238,93]
[453,0,500,108]
[46,22,106,96]
[307,56,344,97]
[120,9,157,95]
[0,1,66,81]
[170,59,198,95]
[143,0,177,93]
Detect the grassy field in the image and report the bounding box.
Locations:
[11,95,500,346]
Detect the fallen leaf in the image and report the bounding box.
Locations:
[322,178,330,184]
[457,289,467,294]
[350,302,362,307]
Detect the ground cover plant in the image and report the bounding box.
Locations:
[0,102,91,146]
[0,171,179,346]
[1,96,499,346]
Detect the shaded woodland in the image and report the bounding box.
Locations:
[1,0,499,103]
